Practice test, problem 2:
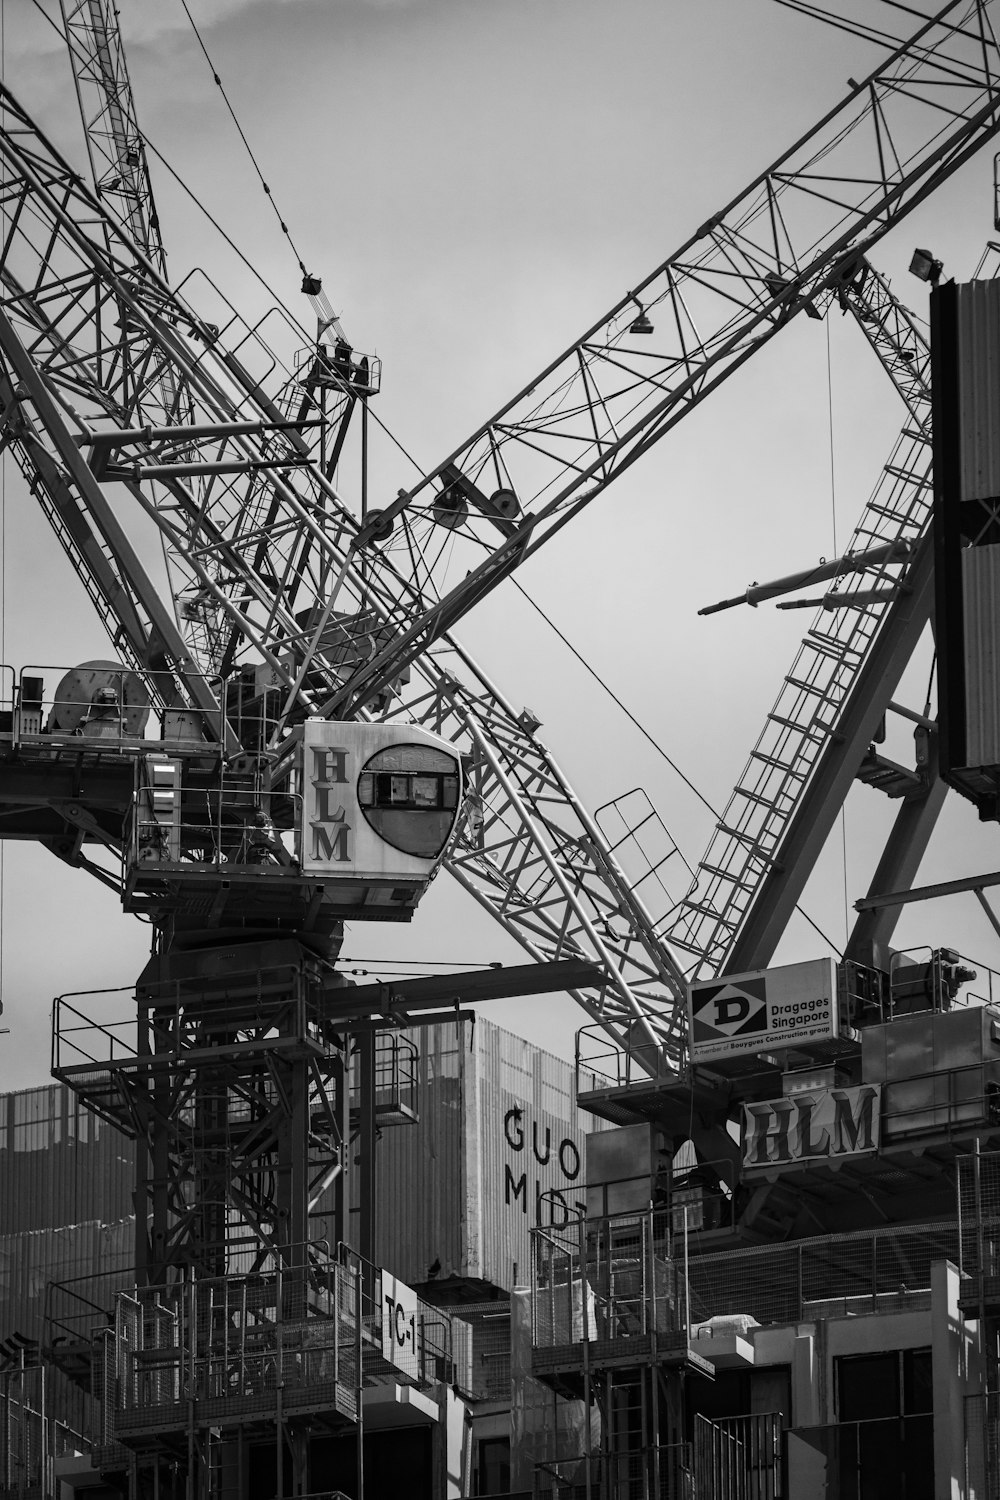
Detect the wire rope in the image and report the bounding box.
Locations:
[827,314,852,950]
[179,0,313,283]
[0,0,5,1020]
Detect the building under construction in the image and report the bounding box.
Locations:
[5,2,1000,1497]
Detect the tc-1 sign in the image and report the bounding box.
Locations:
[742,1084,881,1170]
[381,1271,420,1379]
[688,958,837,1063]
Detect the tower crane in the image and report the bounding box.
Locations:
[1,6,1000,1497]
[0,0,993,1293]
[4,0,996,1096]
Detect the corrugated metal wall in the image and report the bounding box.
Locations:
[0,1218,134,1343]
[370,1022,468,1285]
[475,1020,592,1291]
[0,1084,134,1234]
[0,1083,137,1352]
[962,543,1000,765]
[958,280,1000,504]
[374,1018,606,1292]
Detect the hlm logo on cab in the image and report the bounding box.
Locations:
[691,977,768,1040]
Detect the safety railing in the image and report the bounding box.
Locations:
[51,988,136,1077]
[0,664,16,744]
[958,1148,1000,1311]
[531,1210,688,1352]
[101,1257,361,1434]
[693,1412,783,1500]
[349,1031,419,1125]
[440,1302,511,1401]
[52,966,328,1076]
[130,772,300,871]
[292,340,382,398]
[6,663,227,752]
[593,787,693,933]
[578,948,999,1097]
[688,1218,957,1327]
[965,1391,1000,1498]
[0,1366,90,1500]
[46,1264,137,1352]
[532,1216,956,1349]
[878,1057,1000,1142]
[97,1249,456,1442]
[533,1443,693,1500]
[575,1024,685,1096]
[786,1414,929,1499]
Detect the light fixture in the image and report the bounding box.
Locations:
[629,296,654,335]
[909,248,943,285]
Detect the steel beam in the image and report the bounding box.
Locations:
[855,866,1000,911]
[724,534,935,974]
[846,766,950,968]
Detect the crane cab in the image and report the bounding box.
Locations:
[125,720,464,929]
[295,720,464,919]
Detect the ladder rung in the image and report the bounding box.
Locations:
[672,901,737,927]
[785,673,846,697]
[868,501,913,522]
[732,785,789,809]
[809,623,868,653]
[700,857,772,884]
[695,846,773,876]
[715,822,780,855]
[804,631,851,663]
[885,462,932,484]
[766,711,825,739]
[750,751,807,776]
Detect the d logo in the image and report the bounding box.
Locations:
[691,978,767,1039]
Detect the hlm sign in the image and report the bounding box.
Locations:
[742,1084,881,1171]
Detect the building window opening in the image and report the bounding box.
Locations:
[476,1436,511,1496]
[835,1348,933,1500]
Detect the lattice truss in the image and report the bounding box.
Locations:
[319,0,1000,716]
[57,0,167,275]
[2,0,1000,1070]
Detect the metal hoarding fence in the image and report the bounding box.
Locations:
[0,1084,134,1234]
[373,1016,606,1294]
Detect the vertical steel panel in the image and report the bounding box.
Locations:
[371,1021,466,1287]
[958,281,1000,503]
[0,1082,134,1235]
[962,543,1000,765]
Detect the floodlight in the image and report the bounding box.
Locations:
[909,248,943,285]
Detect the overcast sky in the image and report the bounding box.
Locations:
[1,0,1000,1089]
